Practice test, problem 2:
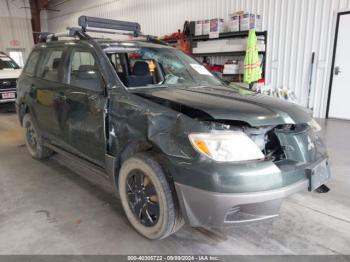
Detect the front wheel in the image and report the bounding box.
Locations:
[118,153,183,239]
[22,113,53,159]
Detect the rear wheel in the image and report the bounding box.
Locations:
[118,153,183,239]
[22,113,53,159]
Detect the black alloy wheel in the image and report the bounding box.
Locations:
[126,170,160,227]
[25,122,37,151]
[22,113,53,159]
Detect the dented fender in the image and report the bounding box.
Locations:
[105,89,210,185]
[107,90,207,159]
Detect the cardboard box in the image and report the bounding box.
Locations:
[202,19,210,35]
[240,13,251,31]
[209,18,224,33]
[195,20,203,36]
[228,15,240,32]
[255,14,263,31]
[240,13,263,31]
[228,11,244,32]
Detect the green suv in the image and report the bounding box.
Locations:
[16,16,330,239]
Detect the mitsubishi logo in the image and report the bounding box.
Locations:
[307,136,315,151]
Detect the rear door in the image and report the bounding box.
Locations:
[59,46,107,166]
[31,47,67,141]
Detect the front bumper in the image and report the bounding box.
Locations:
[175,178,309,227]
[174,154,330,227]
[169,123,329,226]
[0,98,16,104]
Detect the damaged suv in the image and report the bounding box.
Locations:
[16,16,330,239]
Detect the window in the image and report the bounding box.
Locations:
[105,47,224,88]
[38,49,63,82]
[69,50,102,91]
[108,53,127,84]
[108,53,123,73]
[8,50,25,67]
[23,50,40,75]
[0,55,20,70]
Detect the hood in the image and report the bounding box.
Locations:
[134,86,311,127]
[0,69,22,79]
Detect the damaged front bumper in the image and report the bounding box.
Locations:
[173,156,330,227]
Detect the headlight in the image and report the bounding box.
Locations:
[308,118,322,132]
[188,131,265,162]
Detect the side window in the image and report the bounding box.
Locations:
[108,53,127,85]
[38,49,63,82]
[23,50,40,75]
[68,50,102,91]
[109,53,123,73]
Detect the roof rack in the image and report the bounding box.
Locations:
[79,16,141,37]
[38,16,142,42]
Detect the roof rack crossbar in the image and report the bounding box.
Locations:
[36,27,90,42]
[78,16,141,37]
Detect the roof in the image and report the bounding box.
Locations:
[34,38,171,50]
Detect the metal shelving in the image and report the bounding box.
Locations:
[190,31,268,79]
[162,30,268,80]
[190,31,267,41]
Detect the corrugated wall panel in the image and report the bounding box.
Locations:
[44,0,350,118]
[0,0,34,60]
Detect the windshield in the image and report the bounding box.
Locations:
[0,55,20,69]
[106,46,226,88]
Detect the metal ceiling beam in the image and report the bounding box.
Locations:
[29,0,49,43]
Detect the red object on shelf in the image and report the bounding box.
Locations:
[257,78,265,83]
[206,64,224,72]
[160,27,191,53]
[161,31,183,40]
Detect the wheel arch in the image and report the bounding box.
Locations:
[106,140,177,193]
[18,103,30,126]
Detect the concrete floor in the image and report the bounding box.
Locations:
[0,104,350,255]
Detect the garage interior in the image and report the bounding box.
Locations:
[1,0,350,256]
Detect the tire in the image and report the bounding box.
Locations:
[22,113,53,159]
[118,153,183,239]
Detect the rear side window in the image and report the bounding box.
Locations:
[23,50,40,75]
[68,50,102,91]
[38,49,64,82]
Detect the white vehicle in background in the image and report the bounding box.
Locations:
[0,51,22,104]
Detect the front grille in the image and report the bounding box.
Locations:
[0,78,17,90]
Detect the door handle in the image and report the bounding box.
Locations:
[334,66,342,75]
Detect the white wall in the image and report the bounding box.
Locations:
[43,0,350,118]
[0,0,34,62]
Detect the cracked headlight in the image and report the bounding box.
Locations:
[188,131,265,162]
[308,118,322,132]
